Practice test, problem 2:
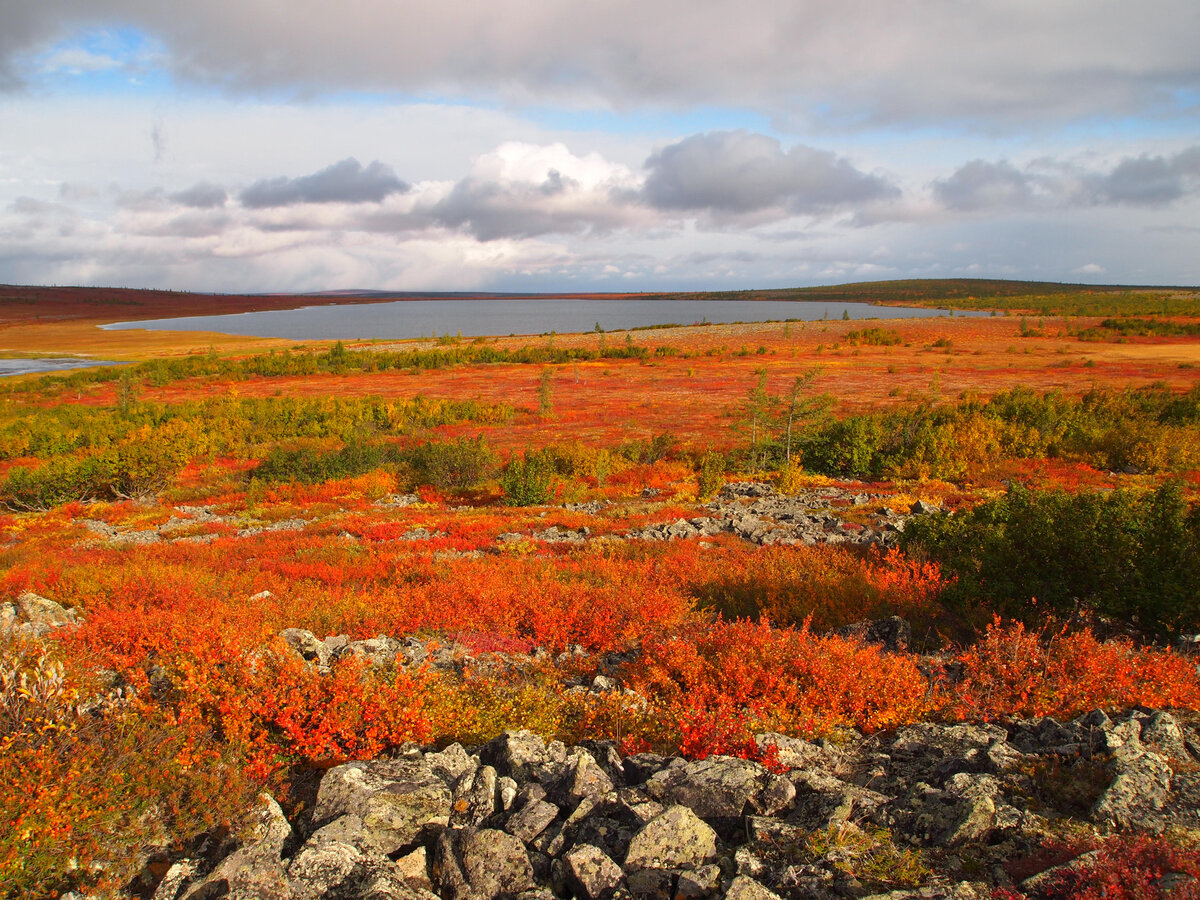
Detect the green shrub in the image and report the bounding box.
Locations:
[501,449,556,506]
[1,455,112,510]
[253,440,390,484]
[901,482,1200,637]
[696,450,728,499]
[407,435,495,491]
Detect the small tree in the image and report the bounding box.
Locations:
[537,368,555,418]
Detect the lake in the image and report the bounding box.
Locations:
[0,358,127,377]
[101,297,976,341]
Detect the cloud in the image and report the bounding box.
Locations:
[3,2,1198,128]
[421,142,642,240]
[240,158,408,208]
[643,131,896,217]
[171,182,227,209]
[933,146,1200,213]
[1092,148,1200,206]
[932,160,1034,212]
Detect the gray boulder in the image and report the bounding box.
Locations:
[724,876,783,900]
[505,799,560,843]
[1090,747,1173,828]
[176,794,293,900]
[280,628,331,667]
[481,730,553,783]
[563,844,624,900]
[450,764,498,827]
[623,805,717,871]
[644,756,766,821]
[432,827,535,900]
[312,757,453,854]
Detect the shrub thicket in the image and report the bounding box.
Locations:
[901,482,1200,637]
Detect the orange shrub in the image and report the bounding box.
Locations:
[950,618,1200,721]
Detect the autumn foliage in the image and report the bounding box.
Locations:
[1,297,1199,897]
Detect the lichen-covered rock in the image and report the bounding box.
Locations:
[623,805,717,872]
[312,757,453,854]
[280,628,330,667]
[1090,747,1173,828]
[644,756,765,821]
[174,794,293,900]
[432,827,535,900]
[564,843,624,900]
[450,764,498,827]
[481,730,554,783]
[550,749,614,811]
[506,799,561,843]
[426,743,477,784]
[724,875,783,900]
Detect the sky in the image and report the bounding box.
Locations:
[0,1,1198,293]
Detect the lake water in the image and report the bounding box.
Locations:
[0,358,127,377]
[102,297,975,341]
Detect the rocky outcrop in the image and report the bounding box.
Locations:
[1,591,82,637]
[626,483,936,548]
[150,709,1200,900]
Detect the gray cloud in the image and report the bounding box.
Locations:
[643,131,896,216]
[933,160,1035,212]
[934,147,1200,212]
[171,182,228,209]
[240,158,408,208]
[3,2,1198,128]
[1093,148,1200,206]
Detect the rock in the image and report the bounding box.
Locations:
[1139,711,1191,761]
[432,827,535,900]
[178,794,293,900]
[550,749,615,811]
[451,764,498,827]
[152,861,198,900]
[724,875,783,900]
[623,805,717,872]
[645,756,765,821]
[0,602,15,633]
[787,771,887,831]
[280,628,330,667]
[13,591,79,633]
[286,839,366,900]
[623,753,670,785]
[426,743,478,784]
[395,846,434,891]
[481,730,552,783]
[312,758,453,854]
[836,616,912,653]
[564,844,624,900]
[343,635,403,666]
[498,776,519,811]
[675,864,721,900]
[506,799,560,843]
[1090,748,1173,828]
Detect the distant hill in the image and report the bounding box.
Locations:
[2,278,1197,325]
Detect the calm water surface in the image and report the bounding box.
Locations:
[0,358,127,377]
[102,297,976,341]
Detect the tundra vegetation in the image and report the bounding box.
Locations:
[1,281,1199,899]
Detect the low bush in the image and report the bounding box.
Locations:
[501,448,557,506]
[901,482,1200,636]
[253,440,392,484]
[406,435,495,491]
